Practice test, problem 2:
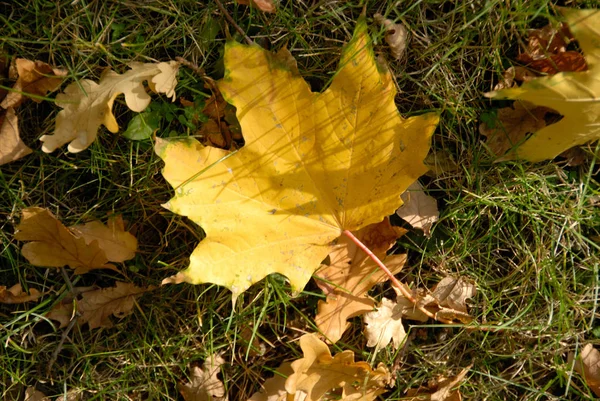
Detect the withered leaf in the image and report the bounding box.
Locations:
[235,0,275,13]
[0,107,32,166]
[374,13,408,61]
[179,354,227,401]
[572,344,600,397]
[364,297,407,350]
[70,214,137,262]
[247,362,293,401]
[405,366,471,401]
[0,283,43,304]
[396,181,439,236]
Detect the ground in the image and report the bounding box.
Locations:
[1,0,599,400]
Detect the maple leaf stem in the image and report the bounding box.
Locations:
[342,229,438,321]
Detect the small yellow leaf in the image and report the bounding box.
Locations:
[285,334,391,401]
[156,18,438,299]
[14,207,116,274]
[0,107,32,166]
[42,61,179,153]
[0,58,66,109]
[0,283,43,304]
[485,8,600,161]
[70,215,137,262]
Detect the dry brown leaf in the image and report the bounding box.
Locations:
[0,107,32,166]
[396,181,438,236]
[0,58,66,109]
[70,214,137,262]
[285,334,391,401]
[397,276,476,324]
[479,101,558,158]
[24,387,49,401]
[559,146,588,166]
[424,150,458,177]
[364,297,407,350]
[179,354,227,401]
[46,282,154,330]
[374,14,408,61]
[0,283,43,304]
[493,66,539,91]
[247,362,293,401]
[314,218,406,343]
[572,344,600,397]
[14,207,123,274]
[235,0,275,13]
[405,366,471,401]
[526,51,587,74]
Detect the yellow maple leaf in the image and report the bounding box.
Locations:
[156,18,438,299]
[485,8,600,162]
[41,61,179,153]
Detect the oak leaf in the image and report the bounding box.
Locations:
[0,58,66,109]
[0,283,43,304]
[46,282,154,329]
[405,366,471,401]
[14,207,137,274]
[156,18,438,299]
[396,181,439,236]
[285,334,391,401]
[572,343,600,397]
[236,0,275,13]
[0,107,32,165]
[363,297,407,350]
[179,354,227,401]
[484,8,600,161]
[314,218,406,343]
[24,387,49,401]
[41,61,179,153]
[247,363,293,401]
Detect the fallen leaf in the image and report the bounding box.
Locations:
[423,150,459,177]
[572,343,600,397]
[364,297,407,350]
[236,0,275,13]
[405,366,471,401]
[314,218,407,343]
[46,282,154,330]
[485,8,600,161]
[179,354,227,401]
[559,146,587,166]
[374,14,408,61]
[14,207,119,274]
[479,101,557,159]
[396,181,439,236]
[70,214,137,262]
[526,51,588,74]
[493,66,539,91]
[24,387,49,401]
[0,58,67,109]
[285,334,391,401]
[122,111,161,140]
[0,283,43,304]
[41,61,179,153]
[156,17,438,300]
[0,107,32,165]
[247,362,293,401]
[195,81,242,150]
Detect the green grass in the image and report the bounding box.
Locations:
[1,0,599,400]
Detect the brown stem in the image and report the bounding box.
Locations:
[342,229,440,321]
[214,0,253,45]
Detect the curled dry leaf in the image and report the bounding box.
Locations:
[405,366,471,401]
[396,181,439,236]
[285,334,391,401]
[15,207,137,274]
[479,101,558,159]
[24,387,49,401]
[571,344,600,397]
[235,0,275,13]
[314,218,407,343]
[374,13,408,61]
[0,107,32,166]
[42,61,179,153]
[156,18,438,300]
[0,58,67,109]
[493,66,539,91]
[180,354,227,401]
[46,282,154,330]
[0,283,43,304]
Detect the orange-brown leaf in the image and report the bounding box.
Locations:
[0,283,43,304]
[235,0,275,13]
[405,366,471,401]
[0,107,32,166]
[572,344,600,397]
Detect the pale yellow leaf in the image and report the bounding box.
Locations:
[374,14,408,61]
[247,362,293,401]
[364,297,407,350]
[156,18,438,300]
[180,354,227,401]
[41,61,179,153]
[0,107,32,165]
[573,343,600,397]
[396,181,439,235]
[70,215,137,262]
[0,283,43,304]
[24,387,49,401]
